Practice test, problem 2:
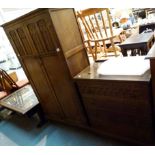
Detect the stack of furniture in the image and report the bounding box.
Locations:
[2,8,155,145]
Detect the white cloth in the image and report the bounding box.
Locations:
[97,56,150,76]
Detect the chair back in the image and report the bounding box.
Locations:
[77,8,114,41]
[0,69,18,92]
[76,8,122,61]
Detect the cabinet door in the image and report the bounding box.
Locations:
[42,55,86,124]
[22,57,64,119]
[50,9,89,77]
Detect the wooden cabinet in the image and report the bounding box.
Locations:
[2,8,155,144]
[2,9,89,126]
[74,62,154,144]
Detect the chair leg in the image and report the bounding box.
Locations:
[110,38,117,56]
[94,42,97,61]
[87,41,96,61]
[102,41,107,57]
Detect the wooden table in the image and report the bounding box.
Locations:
[0,84,45,127]
[119,32,154,56]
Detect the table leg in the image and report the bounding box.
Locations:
[141,44,149,55]
[131,49,137,56]
[137,49,141,55]
[121,49,128,56]
[36,104,46,128]
[26,104,46,128]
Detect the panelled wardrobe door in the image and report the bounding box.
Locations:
[22,58,64,119]
[2,9,64,120]
[49,9,89,77]
[42,55,86,124]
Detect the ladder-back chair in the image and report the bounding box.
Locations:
[76,8,123,61]
[0,69,19,93]
[0,69,29,93]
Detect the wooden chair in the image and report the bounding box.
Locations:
[0,69,29,94]
[76,8,123,61]
[0,69,18,93]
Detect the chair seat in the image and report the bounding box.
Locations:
[0,91,8,100]
[16,79,29,88]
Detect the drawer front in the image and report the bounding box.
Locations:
[77,80,152,115]
[82,96,152,116]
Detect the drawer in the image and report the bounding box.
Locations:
[82,96,152,116]
[77,80,151,102]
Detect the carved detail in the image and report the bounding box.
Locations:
[27,19,56,54]
[78,81,150,101]
[37,19,55,52]
[17,28,32,55]
[76,80,153,143]
[27,23,46,53]
[9,30,25,55]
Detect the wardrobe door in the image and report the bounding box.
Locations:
[23,57,64,119]
[42,55,86,124]
[49,9,89,77]
[24,10,86,124]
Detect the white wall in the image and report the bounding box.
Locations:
[0,8,35,70]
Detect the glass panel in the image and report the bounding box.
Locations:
[0,85,39,114]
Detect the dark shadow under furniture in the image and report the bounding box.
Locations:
[119,32,154,56]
